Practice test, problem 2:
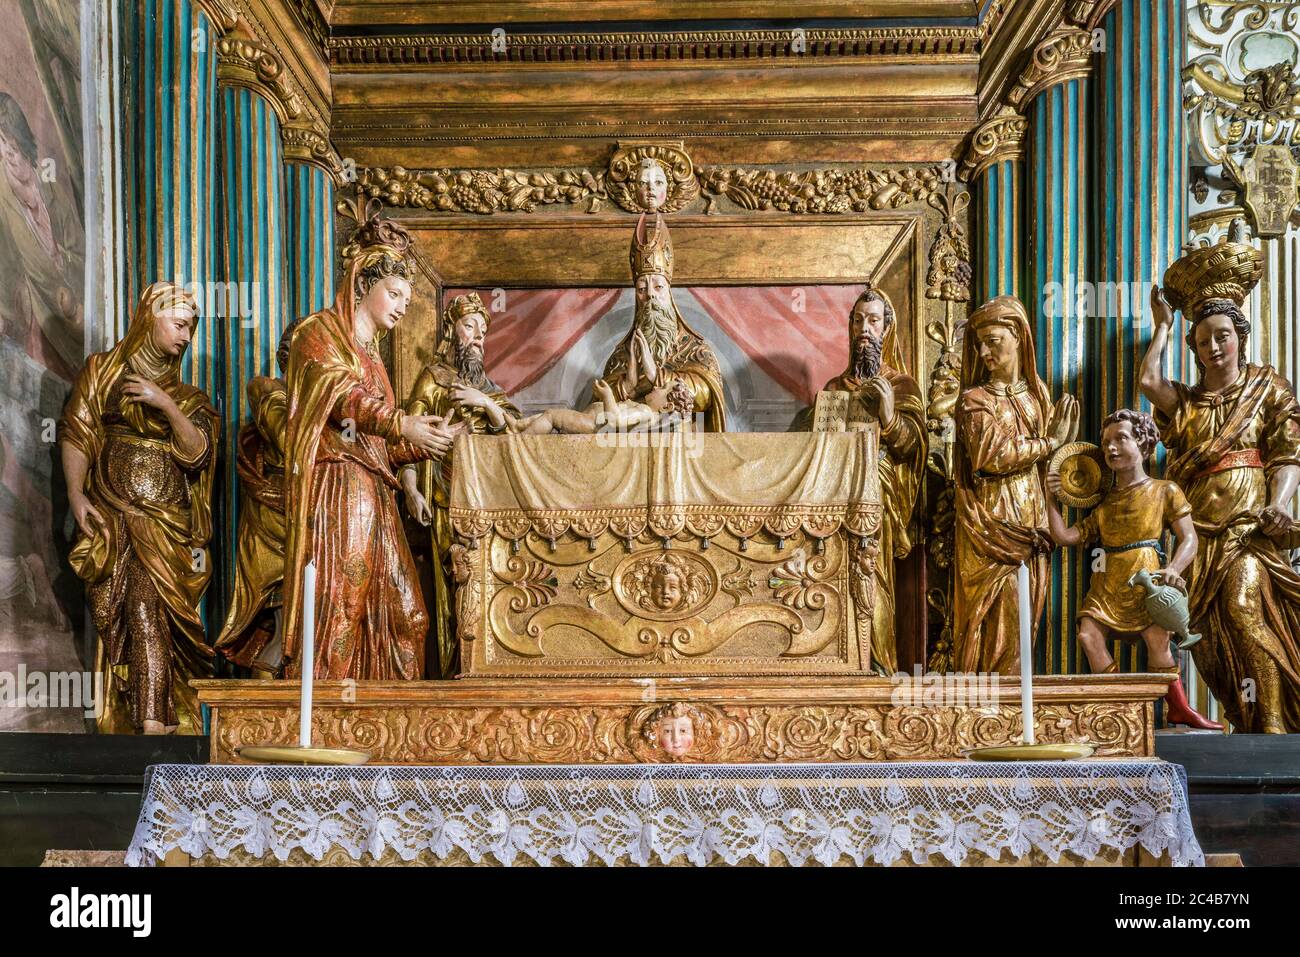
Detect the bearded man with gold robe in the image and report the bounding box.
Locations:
[59,281,217,733]
[805,286,926,673]
[952,296,1078,674]
[214,322,298,675]
[282,214,450,681]
[400,292,520,679]
[1141,234,1300,733]
[601,212,726,431]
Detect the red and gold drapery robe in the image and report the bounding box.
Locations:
[1157,364,1300,732]
[282,286,434,680]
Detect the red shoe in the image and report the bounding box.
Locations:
[1163,675,1223,731]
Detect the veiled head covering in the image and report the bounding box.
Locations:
[961,295,1051,407]
[111,281,198,433]
[853,284,907,376]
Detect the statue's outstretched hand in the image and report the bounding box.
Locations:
[402,413,453,456]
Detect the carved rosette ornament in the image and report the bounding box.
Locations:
[1007,28,1095,109]
[215,35,304,122]
[959,110,1028,183]
[606,141,699,213]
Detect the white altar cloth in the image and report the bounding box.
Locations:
[125,760,1203,867]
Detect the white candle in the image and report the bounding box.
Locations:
[299,561,316,748]
[1017,561,1035,746]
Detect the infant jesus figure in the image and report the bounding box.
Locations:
[1046,408,1221,730]
[460,376,695,435]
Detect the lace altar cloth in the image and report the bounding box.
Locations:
[125,760,1204,867]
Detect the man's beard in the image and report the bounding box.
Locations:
[634,298,680,365]
[852,333,883,381]
[454,340,487,388]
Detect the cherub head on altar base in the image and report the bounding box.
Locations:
[640,702,705,760]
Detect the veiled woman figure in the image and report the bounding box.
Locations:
[953,296,1078,674]
[281,212,450,680]
[1141,243,1300,733]
[59,282,217,733]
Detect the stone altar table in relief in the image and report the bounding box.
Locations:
[447,429,882,677]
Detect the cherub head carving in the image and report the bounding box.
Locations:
[636,158,669,211]
[626,552,708,614]
[642,702,701,759]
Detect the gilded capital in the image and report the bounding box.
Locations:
[959,110,1027,182]
[1008,28,1094,109]
[281,124,343,180]
[216,35,303,123]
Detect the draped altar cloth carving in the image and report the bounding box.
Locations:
[124,761,1204,868]
[448,431,882,676]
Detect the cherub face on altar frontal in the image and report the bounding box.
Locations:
[151,304,196,357]
[649,563,684,610]
[1101,420,1144,473]
[635,273,672,310]
[1192,313,1239,375]
[363,275,412,332]
[656,715,694,757]
[636,159,669,211]
[975,323,1021,381]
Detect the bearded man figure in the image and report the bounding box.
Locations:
[401,292,520,678]
[805,285,926,672]
[600,212,726,431]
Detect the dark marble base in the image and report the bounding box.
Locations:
[1155,732,1300,866]
[0,732,207,867]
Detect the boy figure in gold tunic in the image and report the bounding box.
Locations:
[1045,409,1220,729]
[60,282,217,734]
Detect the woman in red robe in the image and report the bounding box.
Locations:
[281,214,451,680]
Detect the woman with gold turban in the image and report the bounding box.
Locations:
[953,296,1078,674]
[59,281,217,733]
[1140,232,1300,733]
[281,211,450,681]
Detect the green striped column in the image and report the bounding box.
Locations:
[284,159,337,319]
[1025,66,1093,677]
[1093,0,1188,674]
[215,83,289,612]
[118,0,221,387]
[963,111,1027,302]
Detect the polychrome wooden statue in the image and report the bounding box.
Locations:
[60,281,217,733]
